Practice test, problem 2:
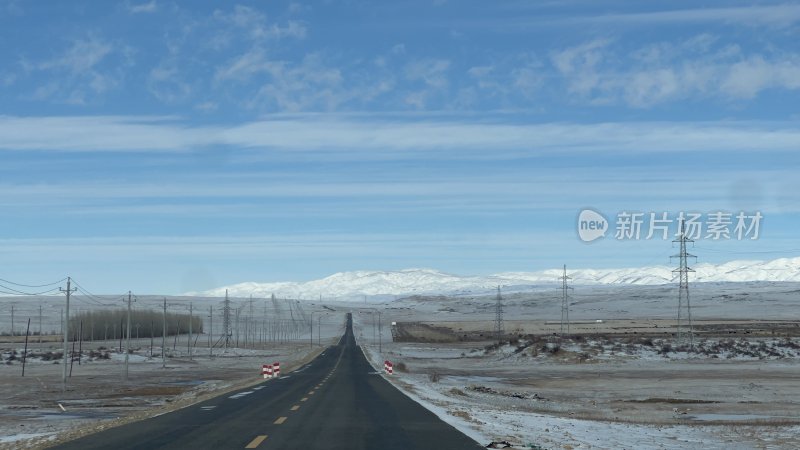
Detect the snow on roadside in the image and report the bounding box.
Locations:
[361,343,799,449]
[0,432,57,445]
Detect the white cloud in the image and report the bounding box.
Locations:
[623,68,680,107]
[21,36,131,104]
[127,0,157,14]
[148,63,191,103]
[721,56,800,99]
[213,5,306,43]
[0,115,798,157]
[401,59,451,109]
[565,4,800,28]
[251,53,347,112]
[551,39,611,97]
[37,37,113,73]
[195,101,218,112]
[215,48,270,82]
[551,37,800,107]
[404,58,450,89]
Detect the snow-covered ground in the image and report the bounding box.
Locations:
[1,281,798,449]
[0,309,349,450]
[350,287,800,450]
[359,339,800,450]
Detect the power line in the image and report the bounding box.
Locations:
[0,277,67,288]
[0,285,61,296]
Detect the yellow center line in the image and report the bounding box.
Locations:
[245,435,267,448]
[274,416,288,425]
[300,397,308,402]
[290,405,300,411]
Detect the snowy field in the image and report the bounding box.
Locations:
[1,282,798,449]
[353,283,800,449]
[0,296,350,449]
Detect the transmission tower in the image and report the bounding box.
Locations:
[494,286,504,342]
[559,264,573,336]
[672,219,696,348]
[222,289,232,349]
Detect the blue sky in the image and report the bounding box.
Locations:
[1,0,799,294]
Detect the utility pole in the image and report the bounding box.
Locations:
[22,318,31,376]
[59,277,76,392]
[38,303,42,344]
[318,314,323,346]
[263,299,267,346]
[78,320,83,366]
[10,303,14,337]
[162,298,166,369]
[672,219,696,348]
[560,265,573,336]
[188,302,193,360]
[209,305,213,357]
[125,291,132,382]
[249,295,254,349]
[235,306,241,347]
[494,286,504,343]
[223,290,232,350]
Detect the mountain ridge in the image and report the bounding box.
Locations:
[189,257,800,300]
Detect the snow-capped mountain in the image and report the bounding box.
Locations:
[190,256,800,300]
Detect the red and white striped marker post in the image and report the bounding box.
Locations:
[262,364,273,379]
[384,360,393,375]
[273,362,280,378]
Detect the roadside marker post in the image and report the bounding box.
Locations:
[273,362,280,378]
[262,364,273,379]
[384,360,393,375]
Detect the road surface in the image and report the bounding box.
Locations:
[54,313,482,450]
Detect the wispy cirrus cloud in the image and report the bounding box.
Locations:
[566,4,800,28]
[20,35,132,104]
[126,0,157,14]
[550,36,800,107]
[212,5,307,42]
[0,114,798,156]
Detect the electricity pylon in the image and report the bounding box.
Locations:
[559,264,572,336]
[494,286,504,342]
[672,219,696,348]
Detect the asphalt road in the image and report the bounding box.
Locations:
[54,313,482,450]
